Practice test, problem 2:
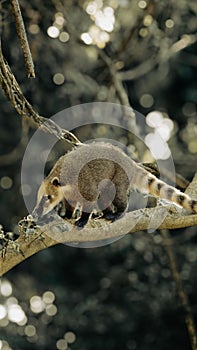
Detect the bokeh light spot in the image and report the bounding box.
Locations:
[138,0,147,9]
[139,27,148,37]
[0,280,12,297]
[56,338,68,350]
[59,32,70,42]
[145,132,171,159]
[64,331,76,344]
[45,304,57,316]
[55,15,65,26]
[42,291,55,304]
[0,177,13,190]
[140,94,154,108]
[8,304,26,324]
[29,24,40,34]
[30,296,45,314]
[146,111,163,128]
[95,7,115,32]
[53,73,65,85]
[17,315,27,326]
[86,2,98,15]
[47,26,59,38]
[81,33,93,45]
[0,305,7,320]
[157,125,171,141]
[143,15,153,26]
[165,19,174,28]
[25,325,36,337]
[6,297,18,306]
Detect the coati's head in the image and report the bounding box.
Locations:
[32,176,64,218]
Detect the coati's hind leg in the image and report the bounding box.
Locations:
[103,167,130,221]
[102,186,129,221]
[73,202,102,228]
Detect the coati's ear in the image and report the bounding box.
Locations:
[51,177,60,186]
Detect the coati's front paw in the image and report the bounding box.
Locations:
[75,213,89,228]
[103,211,124,222]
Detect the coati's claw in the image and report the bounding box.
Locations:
[72,202,83,221]
[56,201,66,217]
[89,209,103,220]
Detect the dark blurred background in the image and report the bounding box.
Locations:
[0,0,197,349]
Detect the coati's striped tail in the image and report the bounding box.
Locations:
[133,166,197,213]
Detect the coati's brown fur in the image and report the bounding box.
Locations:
[32,142,197,225]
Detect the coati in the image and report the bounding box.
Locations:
[32,142,197,226]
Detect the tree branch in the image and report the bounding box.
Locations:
[10,0,35,77]
[1,171,197,276]
[98,50,140,140]
[119,34,197,81]
[1,203,197,276]
[0,42,81,147]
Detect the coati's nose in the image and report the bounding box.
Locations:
[31,205,41,219]
[31,196,48,218]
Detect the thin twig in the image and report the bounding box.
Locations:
[99,50,132,109]
[112,0,156,58]
[10,0,35,78]
[161,229,197,350]
[99,50,139,136]
[120,34,197,81]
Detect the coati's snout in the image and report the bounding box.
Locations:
[32,176,64,218]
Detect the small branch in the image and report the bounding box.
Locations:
[10,0,35,78]
[119,34,197,81]
[170,34,197,56]
[119,57,157,81]
[99,50,139,136]
[161,229,197,350]
[112,0,156,58]
[99,50,133,110]
[0,43,82,147]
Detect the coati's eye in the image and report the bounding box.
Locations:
[47,195,52,200]
[51,177,60,186]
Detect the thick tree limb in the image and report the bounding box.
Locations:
[1,202,197,276]
[1,171,197,276]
